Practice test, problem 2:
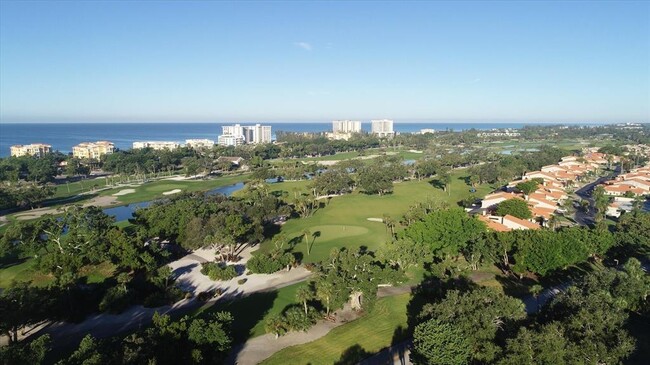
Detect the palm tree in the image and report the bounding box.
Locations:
[264,314,286,339]
[296,286,312,315]
[302,229,312,255]
[383,214,396,238]
[530,284,543,312]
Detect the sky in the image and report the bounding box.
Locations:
[0,1,648,123]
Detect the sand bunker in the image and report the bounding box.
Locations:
[367,217,384,222]
[112,189,136,196]
[162,189,182,195]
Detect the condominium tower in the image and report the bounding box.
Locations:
[332,120,362,134]
[10,143,51,157]
[218,123,272,146]
[72,141,115,160]
[371,119,395,137]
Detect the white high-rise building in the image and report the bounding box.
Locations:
[371,119,394,137]
[332,120,362,134]
[219,123,272,145]
[222,124,244,137]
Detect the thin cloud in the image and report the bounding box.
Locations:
[294,42,312,51]
[469,78,481,84]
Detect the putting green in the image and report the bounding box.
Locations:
[300,225,370,241]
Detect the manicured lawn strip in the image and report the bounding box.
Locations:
[261,293,410,365]
[195,281,309,342]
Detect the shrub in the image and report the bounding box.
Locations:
[247,251,295,274]
[201,262,239,281]
[99,287,134,313]
[237,278,247,285]
[264,305,320,336]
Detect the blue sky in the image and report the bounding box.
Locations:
[0,1,648,123]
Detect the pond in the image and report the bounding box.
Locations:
[104,182,246,222]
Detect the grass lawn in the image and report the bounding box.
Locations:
[0,258,53,288]
[262,170,494,263]
[261,293,410,365]
[0,258,116,288]
[195,281,309,342]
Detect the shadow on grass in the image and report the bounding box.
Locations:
[495,275,538,298]
[334,344,372,365]
[201,289,278,344]
[0,255,28,269]
[625,312,650,365]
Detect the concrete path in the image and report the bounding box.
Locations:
[29,248,313,351]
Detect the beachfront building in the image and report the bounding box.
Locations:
[218,123,272,146]
[185,139,215,149]
[332,120,361,134]
[72,141,114,160]
[247,124,272,144]
[218,134,245,146]
[371,119,395,138]
[327,120,362,141]
[133,141,180,150]
[10,143,52,157]
[418,128,436,134]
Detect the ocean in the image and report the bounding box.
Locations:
[0,122,595,157]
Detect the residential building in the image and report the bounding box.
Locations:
[10,143,51,157]
[72,141,114,160]
[219,123,271,145]
[478,214,540,231]
[133,141,180,150]
[481,192,523,209]
[247,124,272,144]
[332,120,361,134]
[418,128,436,134]
[371,119,395,137]
[217,134,245,146]
[185,139,215,149]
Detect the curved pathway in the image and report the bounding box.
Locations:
[228,285,413,364]
[29,249,313,351]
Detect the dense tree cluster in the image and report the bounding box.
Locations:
[400,208,486,258]
[495,199,532,219]
[411,259,649,365]
[133,189,291,252]
[56,311,234,365]
[0,182,56,210]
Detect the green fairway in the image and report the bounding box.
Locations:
[261,293,410,365]
[263,170,493,263]
[196,281,309,342]
[102,173,249,205]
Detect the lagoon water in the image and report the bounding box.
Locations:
[0,122,597,157]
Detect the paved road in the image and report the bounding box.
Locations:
[572,170,618,226]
